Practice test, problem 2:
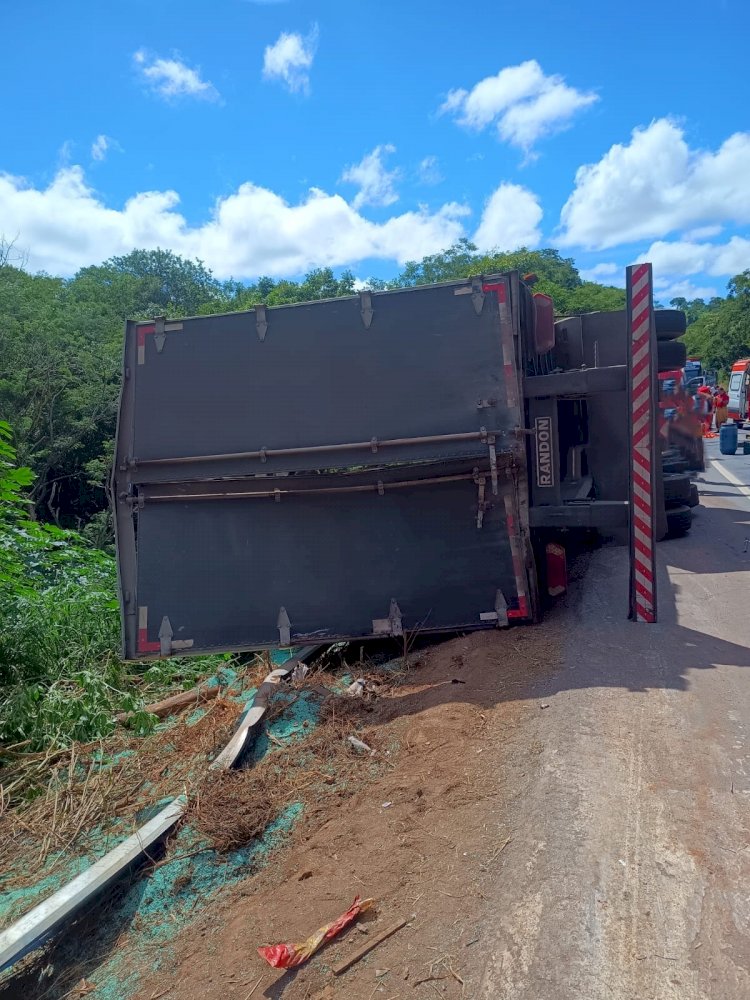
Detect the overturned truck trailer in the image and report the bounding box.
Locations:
[113,270,671,658]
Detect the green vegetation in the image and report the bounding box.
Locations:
[0,421,227,750]
[1,240,747,749]
[680,271,750,376]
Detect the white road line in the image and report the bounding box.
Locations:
[709,458,750,501]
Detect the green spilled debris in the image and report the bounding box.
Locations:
[0,649,395,999]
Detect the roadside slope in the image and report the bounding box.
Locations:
[73,465,750,1000]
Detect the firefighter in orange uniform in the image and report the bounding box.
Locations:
[714,386,729,430]
[697,385,713,435]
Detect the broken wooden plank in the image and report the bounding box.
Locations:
[209,668,291,770]
[332,918,408,976]
[115,683,220,723]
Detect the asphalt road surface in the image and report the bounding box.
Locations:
[479,439,750,999]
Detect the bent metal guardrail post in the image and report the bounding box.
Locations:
[0,649,322,975]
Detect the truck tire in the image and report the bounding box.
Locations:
[688,483,700,507]
[655,309,687,337]
[663,472,691,504]
[663,458,689,474]
[658,340,687,372]
[665,504,692,537]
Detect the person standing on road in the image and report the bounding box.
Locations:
[714,385,729,430]
[697,384,714,435]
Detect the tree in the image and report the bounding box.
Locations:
[669,296,710,326]
[93,248,223,316]
[384,240,583,292]
[0,421,34,585]
[683,271,750,374]
[0,234,28,269]
[554,282,626,315]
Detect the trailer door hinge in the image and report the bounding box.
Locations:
[153,316,167,353]
[277,606,291,646]
[372,598,403,637]
[157,615,193,655]
[471,277,485,315]
[359,290,374,329]
[152,316,183,353]
[158,615,173,657]
[479,590,509,628]
[256,305,268,342]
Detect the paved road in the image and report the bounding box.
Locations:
[704,432,750,507]
[479,446,750,999]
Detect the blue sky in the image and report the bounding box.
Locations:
[1,0,748,300]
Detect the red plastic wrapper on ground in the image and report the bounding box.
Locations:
[258,895,375,969]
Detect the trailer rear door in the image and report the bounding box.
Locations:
[113,276,535,658]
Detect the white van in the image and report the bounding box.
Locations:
[728,359,750,427]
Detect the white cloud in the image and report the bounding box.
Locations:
[133,49,220,102]
[440,60,598,154]
[91,135,110,161]
[578,261,625,285]
[559,119,750,249]
[0,164,470,279]
[90,135,122,162]
[653,279,718,302]
[262,25,318,94]
[417,155,442,186]
[683,224,722,241]
[473,183,542,251]
[578,261,617,280]
[341,145,400,209]
[639,235,750,280]
[57,141,75,169]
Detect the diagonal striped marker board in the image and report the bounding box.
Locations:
[627,263,658,623]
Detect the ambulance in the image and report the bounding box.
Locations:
[728,359,750,427]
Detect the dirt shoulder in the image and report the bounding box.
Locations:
[133,624,564,1000]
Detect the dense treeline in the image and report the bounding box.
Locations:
[1,238,748,531]
[679,271,750,377]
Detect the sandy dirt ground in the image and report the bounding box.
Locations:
[121,454,750,1000]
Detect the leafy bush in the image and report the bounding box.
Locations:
[0,423,227,750]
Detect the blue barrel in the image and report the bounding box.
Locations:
[720,422,738,455]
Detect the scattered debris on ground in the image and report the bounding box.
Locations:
[0,624,564,999]
[258,895,374,969]
[122,625,563,1000]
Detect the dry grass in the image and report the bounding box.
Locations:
[0,662,404,893]
[192,770,277,853]
[187,689,389,854]
[0,697,242,892]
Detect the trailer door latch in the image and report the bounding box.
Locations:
[488,435,498,495]
[476,476,487,528]
[372,599,403,637]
